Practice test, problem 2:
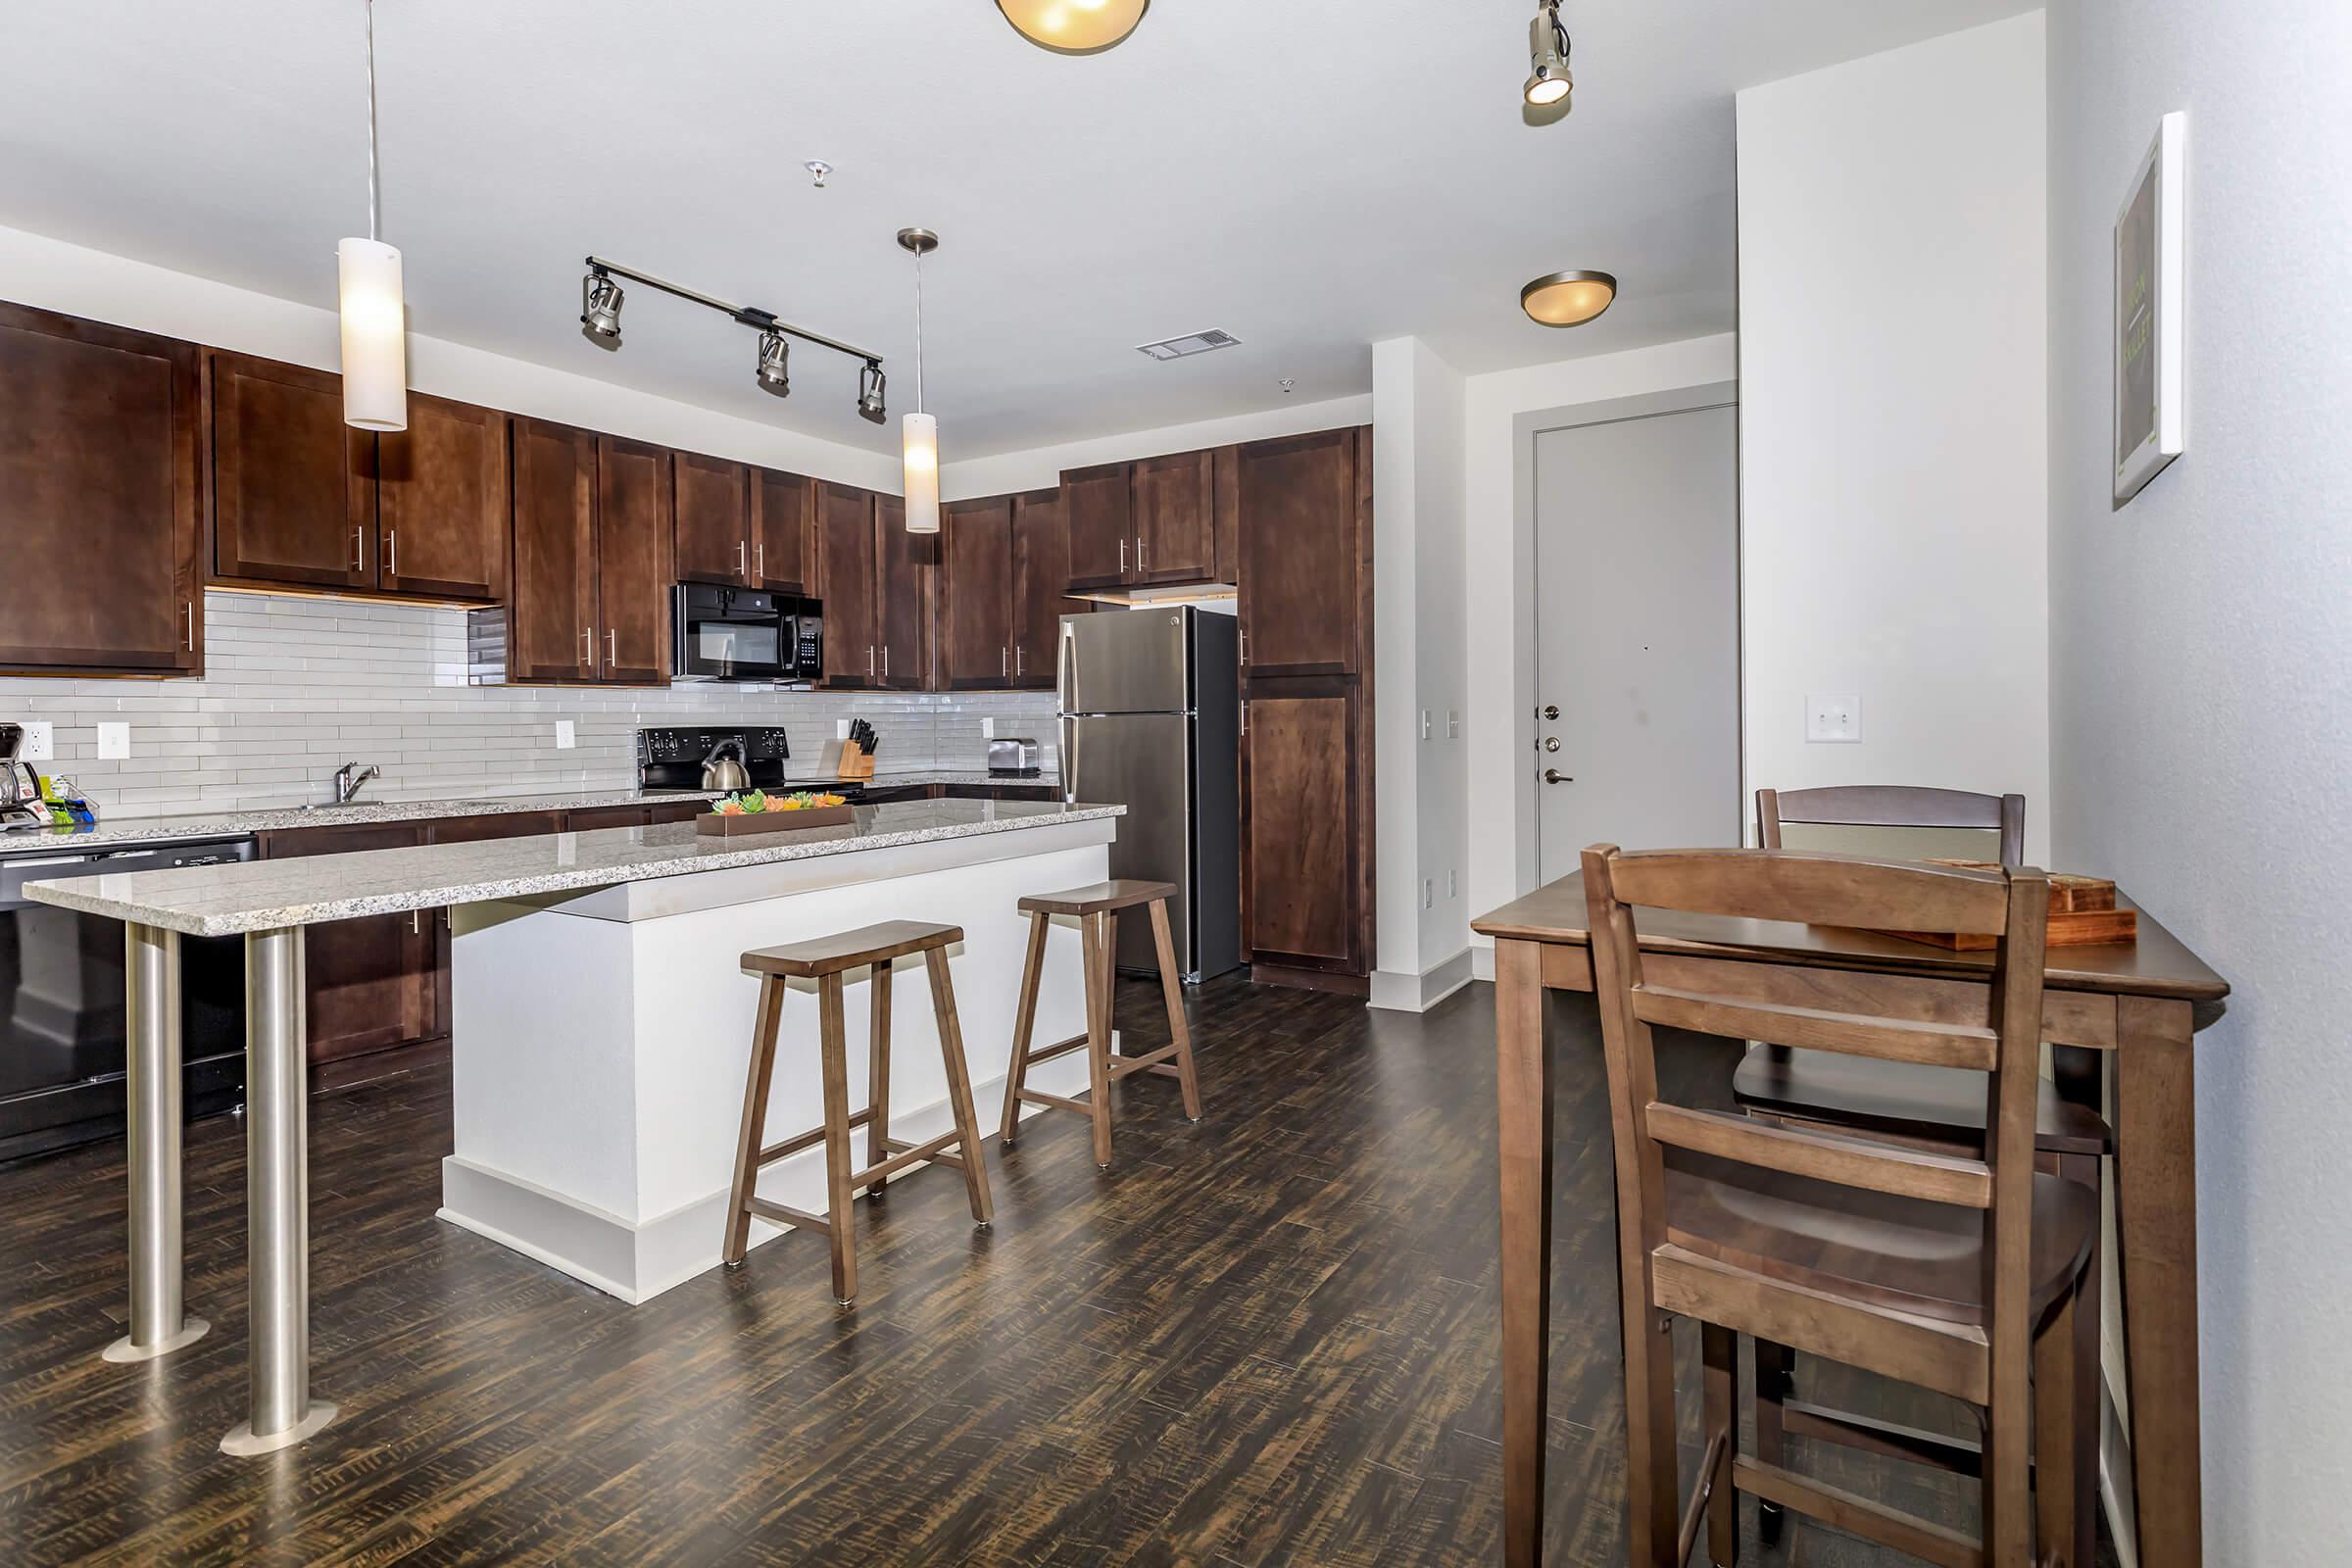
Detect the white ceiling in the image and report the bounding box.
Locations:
[0,1,2035,460]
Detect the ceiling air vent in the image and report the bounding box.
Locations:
[1136,328,1243,362]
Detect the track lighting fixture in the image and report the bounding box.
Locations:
[1524,1,1572,110]
[338,0,407,431]
[580,270,624,347]
[575,254,886,422]
[998,0,1149,54]
[756,330,790,397]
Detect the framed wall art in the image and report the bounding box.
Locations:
[2115,110,2187,505]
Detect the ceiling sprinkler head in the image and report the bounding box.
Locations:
[805,160,834,189]
[1279,378,1296,395]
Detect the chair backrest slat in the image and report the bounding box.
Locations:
[1604,847,2009,936]
[1759,785,2026,867]
[1631,983,1998,1071]
[1643,1102,1993,1209]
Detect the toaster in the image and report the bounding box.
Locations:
[987,737,1042,778]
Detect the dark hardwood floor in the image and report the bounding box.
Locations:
[0,974,2110,1565]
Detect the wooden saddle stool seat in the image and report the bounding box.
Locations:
[998,880,1203,1168]
[722,920,994,1305]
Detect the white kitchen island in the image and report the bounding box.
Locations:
[24,797,1121,1452]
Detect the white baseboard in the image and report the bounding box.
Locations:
[1367,948,1477,1012]
[1471,940,1495,982]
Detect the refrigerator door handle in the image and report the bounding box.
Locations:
[1058,714,1078,806]
[1058,620,1078,710]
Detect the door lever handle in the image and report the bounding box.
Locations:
[1544,768,1574,785]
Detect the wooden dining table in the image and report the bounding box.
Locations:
[1473,871,2229,1568]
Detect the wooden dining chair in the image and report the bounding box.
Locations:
[1583,844,2098,1567]
[1742,787,2109,1563]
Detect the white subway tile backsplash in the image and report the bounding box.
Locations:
[0,590,1056,819]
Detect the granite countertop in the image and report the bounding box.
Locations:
[0,771,1062,852]
[22,800,1122,938]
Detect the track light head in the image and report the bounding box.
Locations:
[756,331,791,397]
[858,362,888,424]
[1525,2,1572,110]
[580,270,624,349]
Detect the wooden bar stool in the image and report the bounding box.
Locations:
[997,880,1202,1168]
[722,920,994,1305]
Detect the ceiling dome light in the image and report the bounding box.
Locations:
[756,330,790,397]
[858,362,888,424]
[1520,269,1617,327]
[580,270,624,348]
[1524,1,1572,109]
[998,0,1149,54]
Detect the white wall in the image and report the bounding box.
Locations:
[1462,332,1740,964]
[940,391,1372,503]
[2049,4,2352,1562]
[1735,13,2051,861]
[0,223,900,492]
[1368,338,1470,1009]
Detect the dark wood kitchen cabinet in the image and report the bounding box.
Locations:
[672,451,751,586]
[375,393,510,601]
[258,820,437,1065]
[814,481,878,688]
[1241,683,1371,985]
[508,417,601,681]
[1236,427,1366,678]
[1061,461,1132,591]
[206,350,376,592]
[750,466,812,593]
[1129,449,1216,584]
[944,489,1082,690]
[503,419,669,685]
[594,435,673,685]
[0,302,204,675]
[874,495,934,690]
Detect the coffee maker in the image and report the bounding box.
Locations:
[0,724,48,829]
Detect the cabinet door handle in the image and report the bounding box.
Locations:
[608,628,618,666]
[384,528,398,577]
[1138,537,1147,572]
[351,526,365,574]
[581,626,594,669]
[1240,627,1248,664]
[883,645,890,680]
[738,539,748,576]
[755,539,763,579]
[411,909,421,934]
[183,602,195,652]
[867,645,875,680]
[1003,646,1008,679]
[1119,538,1127,572]
[1016,646,1024,677]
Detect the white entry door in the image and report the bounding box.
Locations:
[1534,402,1740,883]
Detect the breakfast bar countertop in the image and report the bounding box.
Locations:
[21,799,1121,937]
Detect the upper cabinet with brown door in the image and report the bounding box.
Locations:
[500,420,669,685]
[1010,487,1083,690]
[210,350,511,604]
[1236,427,1367,678]
[0,303,204,675]
[750,466,811,593]
[375,392,510,601]
[814,481,878,688]
[594,435,673,684]
[672,451,751,587]
[874,494,933,691]
[1058,448,1226,596]
[207,350,376,593]
[944,488,1083,691]
[1061,461,1133,591]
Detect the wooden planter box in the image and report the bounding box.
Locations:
[693,804,856,839]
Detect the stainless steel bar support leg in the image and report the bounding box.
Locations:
[220,926,335,1456]
[102,922,210,1363]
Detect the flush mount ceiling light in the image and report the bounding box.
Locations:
[338,0,407,431]
[574,255,884,422]
[1524,0,1572,110]
[998,0,1149,54]
[755,330,791,397]
[1520,269,1616,327]
[580,269,624,347]
[897,228,941,535]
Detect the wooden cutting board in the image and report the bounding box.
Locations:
[1883,863,2135,950]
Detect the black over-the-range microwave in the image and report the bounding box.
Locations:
[671,584,823,682]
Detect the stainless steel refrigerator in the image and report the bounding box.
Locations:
[1058,606,1241,982]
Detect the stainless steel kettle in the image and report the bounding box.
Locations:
[700,739,751,793]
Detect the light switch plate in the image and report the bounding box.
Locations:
[19,721,53,761]
[1421,878,1435,910]
[96,722,130,760]
[982,717,997,740]
[1805,694,1862,744]
[554,720,576,750]
[1447,710,1460,740]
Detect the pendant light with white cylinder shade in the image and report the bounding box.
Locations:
[338,0,406,431]
[897,228,941,535]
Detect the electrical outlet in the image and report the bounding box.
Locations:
[1805,694,1862,744]
[554,720,576,751]
[1447,868,1457,900]
[19,721,53,761]
[1446,710,1460,740]
[837,718,853,740]
[982,717,997,740]
[1422,877,1434,910]
[96,722,130,760]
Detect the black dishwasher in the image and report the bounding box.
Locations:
[0,836,255,1164]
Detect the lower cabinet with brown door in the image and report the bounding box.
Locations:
[1240,681,1374,991]
[256,821,438,1066]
